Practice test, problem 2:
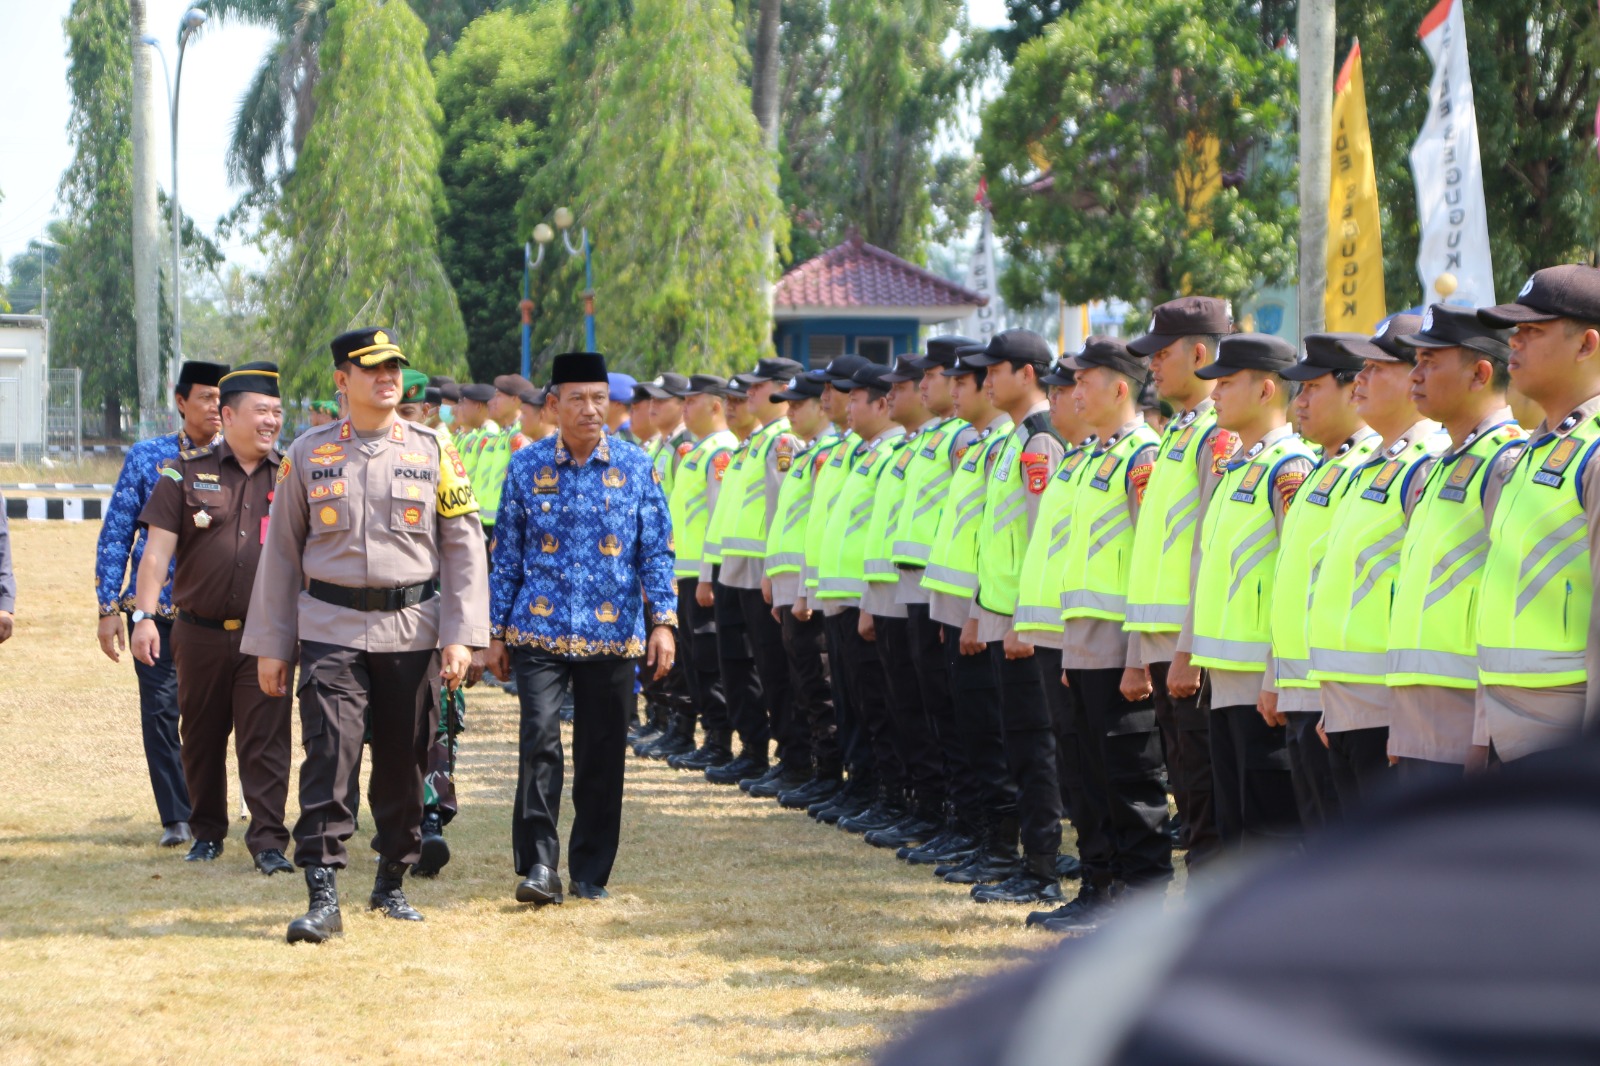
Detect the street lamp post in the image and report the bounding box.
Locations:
[140,7,206,397]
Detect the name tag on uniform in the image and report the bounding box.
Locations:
[1438,454,1482,502]
[1230,463,1267,504]
[1305,464,1345,507]
[890,448,914,480]
[1165,424,1197,461]
[1361,460,1403,503]
[191,481,221,492]
[1089,453,1120,492]
[1534,437,1581,488]
[920,430,946,459]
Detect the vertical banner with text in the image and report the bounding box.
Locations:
[962,180,1004,344]
[1326,42,1387,331]
[1410,0,1496,307]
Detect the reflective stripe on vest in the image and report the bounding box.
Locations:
[1475,416,1600,687]
[976,414,1061,616]
[1190,435,1316,673]
[473,429,513,526]
[667,430,736,577]
[1307,432,1446,684]
[1058,426,1160,623]
[1124,405,1219,632]
[890,417,968,566]
[764,431,836,578]
[1268,431,1381,689]
[864,433,919,583]
[1388,424,1525,689]
[817,433,903,599]
[1014,445,1095,634]
[804,430,860,592]
[722,418,791,558]
[922,422,1011,598]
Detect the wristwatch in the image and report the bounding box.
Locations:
[131,610,153,624]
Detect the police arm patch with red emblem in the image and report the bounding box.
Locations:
[1021,451,1050,494]
[1128,462,1154,504]
[712,451,732,481]
[1275,470,1306,511]
[1210,429,1238,475]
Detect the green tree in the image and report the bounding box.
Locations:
[574,0,782,376]
[434,4,565,382]
[1338,0,1600,305]
[265,0,467,401]
[54,0,138,438]
[5,226,70,317]
[979,0,1298,310]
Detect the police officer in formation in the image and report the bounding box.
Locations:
[96,260,1600,946]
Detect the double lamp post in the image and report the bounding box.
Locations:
[520,207,596,380]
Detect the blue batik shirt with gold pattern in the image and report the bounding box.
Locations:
[490,430,677,659]
[94,429,217,617]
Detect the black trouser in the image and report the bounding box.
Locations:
[293,642,436,868]
[639,618,690,731]
[678,578,727,742]
[902,602,951,816]
[511,650,637,886]
[1065,667,1172,887]
[831,608,883,780]
[1209,702,1301,847]
[941,623,1015,832]
[1396,756,1464,788]
[1284,709,1340,831]
[877,613,941,815]
[1328,725,1392,813]
[738,586,789,764]
[129,615,191,827]
[1036,647,1087,844]
[778,604,834,775]
[713,580,766,755]
[994,644,1061,858]
[1149,660,1220,865]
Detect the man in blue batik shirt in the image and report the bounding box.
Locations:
[486,352,676,906]
[93,360,225,847]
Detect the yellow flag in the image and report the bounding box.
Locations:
[1326,42,1387,331]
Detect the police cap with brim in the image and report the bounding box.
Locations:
[1334,313,1424,365]
[725,376,751,398]
[773,374,824,402]
[820,354,871,383]
[1194,333,1298,379]
[218,361,280,398]
[400,368,428,403]
[332,327,407,368]
[1281,333,1370,381]
[637,373,692,400]
[1127,296,1233,357]
[908,335,978,371]
[833,363,895,394]
[746,357,805,383]
[1479,264,1600,327]
[1066,335,1149,385]
[1395,304,1512,362]
[942,350,987,377]
[959,328,1053,369]
[177,360,226,389]
[685,374,729,397]
[1039,360,1077,388]
[459,383,496,404]
[881,354,924,384]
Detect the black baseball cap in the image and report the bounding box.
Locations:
[636,372,691,400]
[1334,313,1425,365]
[908,334,979,371]
[1128,296,1233,356]
[1282,333,1369,380]
[820,354,871,383]
[833,363,896,394]
[881,354,924,384]
[1396,304,1513,361]
[1195,333,1298,379]
[685,374,729,397]
[773,374,824,402]
[960,328,1053,369]
[1479,265,1600,327]
[745,357,806,383]
[1066,335,1150,385]
[1039,359,1078,387]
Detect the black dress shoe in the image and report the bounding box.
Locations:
[707,754,767,785]
[866,813,943,849]
[369,859,424,921]
[412,811,450,877]
[184,839,223,862]
[750,768,810,799]
[569,880,609,901]
[515,864,564,905]
[253,848,294,876]
[644,733,694,760]
[780,777,839,809]
[158,822,192,848]
[286,866,342,944]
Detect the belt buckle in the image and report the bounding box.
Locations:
[223,619,242,631]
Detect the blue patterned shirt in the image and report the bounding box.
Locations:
[94,431,211,617]
[490,430,677,659]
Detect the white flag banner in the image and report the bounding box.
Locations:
[1410,0,1496,307]
[961,205,1004,343]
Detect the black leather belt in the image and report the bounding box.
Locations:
[308,579,437,612]
[177,609,245,631]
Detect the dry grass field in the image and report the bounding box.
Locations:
[0,521,1063,1065]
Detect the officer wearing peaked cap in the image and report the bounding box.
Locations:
[245,327,491,944]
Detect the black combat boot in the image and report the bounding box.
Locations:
[286,866,343,945]
[1027,874,1116,932]
[369,859,425,921]
[971,852,1065,904]
[412,811,449,878]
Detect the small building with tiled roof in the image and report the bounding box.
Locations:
[773,232,987,368]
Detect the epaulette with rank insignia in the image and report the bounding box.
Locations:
[179,445,214,461]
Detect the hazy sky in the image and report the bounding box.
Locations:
[0,0,1010,281]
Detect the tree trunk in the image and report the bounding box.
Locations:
[129,0,165,436]
[751,0,782,353]
[1296,0,1336,336]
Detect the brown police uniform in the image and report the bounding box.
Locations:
[242,416,491,869]
[140,440,292,854]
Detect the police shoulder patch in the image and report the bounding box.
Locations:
[712,451,732,481]
[1275,469,1306,509]
[1128,461,1153,503]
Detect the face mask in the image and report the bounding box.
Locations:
[439,405,454,425]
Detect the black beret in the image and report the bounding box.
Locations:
[494,373,534,397]
[459,383,496,403]
[437,382,463,403]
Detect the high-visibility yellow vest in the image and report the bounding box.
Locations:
[1058,425,1162,623]
[922,420,1012,599]
[1268,430,1381,689]
[817,431,904,600]
[719,418,792,559]
[472,427,514,526]
[455,426,482,478]
[667,429,736,579]
[1124,405,1220,633]
[1191,434,1317,672]
[804,429,859,594]
[889,416,969,567]
[1476,413,1600,687]
[764,430,840,578]
[864,431,922,585]
[1386,421,1525,689]
[700,433,749,567]
[1014,441,1096,635]
[1307,431,1445,683]
[654,426,693,501]
[975,413,1061,616]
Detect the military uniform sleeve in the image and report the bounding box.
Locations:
[94,443,153,614]
[1021,432,1065,534]
[638,462,679,626]
[138,463,186,534]
[0,492,14,614]
[489,451,527,640]
[242,441,311,662]
[435,435,490,650]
